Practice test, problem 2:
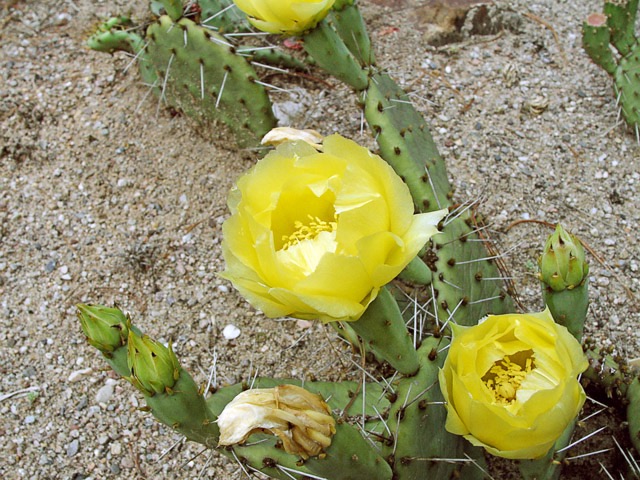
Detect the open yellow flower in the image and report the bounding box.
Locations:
[232,0,335,35]
[221,133,445,322]
[438,309,588,459]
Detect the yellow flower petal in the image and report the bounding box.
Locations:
[232,0,336,35]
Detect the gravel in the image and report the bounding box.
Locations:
[1,0,638,478]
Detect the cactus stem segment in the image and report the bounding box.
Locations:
[347,286,420,375]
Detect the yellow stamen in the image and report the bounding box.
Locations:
[482,351,535,405]
[281,215,337,250]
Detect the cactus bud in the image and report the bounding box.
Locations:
[77,304,129,354]
[217,384,336,459]
[538,224,589,291]
[127,331,180,396]
[537,224,589,340]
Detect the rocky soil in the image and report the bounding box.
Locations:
[1,0,639,478]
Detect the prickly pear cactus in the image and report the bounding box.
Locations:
[78,2,639,480]
[583,0,640,137]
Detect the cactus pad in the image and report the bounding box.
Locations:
[198,0,252,32]
[364,72,453,213]
[145,16,276,147]
[583,0,640,135]
[426,207,514,328]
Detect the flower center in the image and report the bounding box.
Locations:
[281,215,337,250]
[482,350,535,405]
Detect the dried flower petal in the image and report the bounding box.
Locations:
[217,384,336,459]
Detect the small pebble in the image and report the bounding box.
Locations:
[95,379,116,404]
[222,324,241,340]
[45,259,56,273]
[55,13,72,25]
[76,395,88,411]
[110,441,122,455]
[67,439,79,457]
[68,368,93,383]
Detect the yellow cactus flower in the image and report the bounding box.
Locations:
[232,0,336,35]
[217,384,336,459]
[438,309,588,459]
[221,133,445,322]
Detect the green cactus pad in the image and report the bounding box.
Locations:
[348,286,420,375]
[198,0,252,32]
[582,14,617,75]
[582,1,640,134]
[154,0,184,21]
[542,285,588,340]
[627,378,640,454]
[303,19,369,90]
[329,2,375,66]
[86,17,158,87]
[604,0,639,56]
[364,72,453,213]
[146,16,276,147]
[144,369,220,447]
[426,208,514,328]
[383,337,467,480]
[615,49,640,130]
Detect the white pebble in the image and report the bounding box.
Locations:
[110,441,122,455]
[95,379,117,404]
[222,324,241,340]
[68,367,93,383]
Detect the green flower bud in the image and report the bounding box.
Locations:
[538,224,589,292]
[77,304,129,354]
[127,331,180,396]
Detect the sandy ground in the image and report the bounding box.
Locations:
[1,0,639,478]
